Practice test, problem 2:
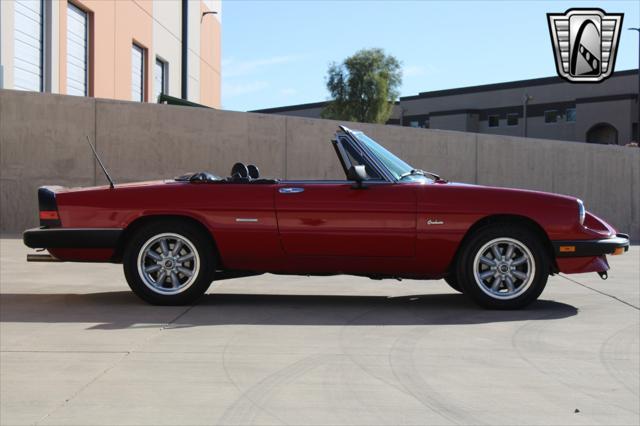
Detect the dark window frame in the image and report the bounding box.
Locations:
[544,110,559,124]
[66,1,90,96]
[154,56,168,101]
[39,0,45,92]
[14,0,45,91]
[131,42,146,102]
[488,115,500,128]
[506,113,519,126]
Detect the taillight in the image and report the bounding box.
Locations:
[39,211,59,220]
[38,187,61,227]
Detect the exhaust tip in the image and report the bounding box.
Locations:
[27,254,61,262]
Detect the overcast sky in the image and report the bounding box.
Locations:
[221,0,640,112]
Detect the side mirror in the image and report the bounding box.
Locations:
[347,165,368,188]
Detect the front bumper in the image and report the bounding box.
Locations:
[23,227,123,249]
[552,233,630,258]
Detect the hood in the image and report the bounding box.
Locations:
[442,181,579,203]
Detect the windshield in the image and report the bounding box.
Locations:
[352,131,431,182]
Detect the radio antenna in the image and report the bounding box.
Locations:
[86,136,115,189]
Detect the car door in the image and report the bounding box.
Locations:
[275,181,416,258]
[194,183,285,271]
[275,134,416,259]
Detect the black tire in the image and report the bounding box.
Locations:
[444,274,463,293]
[456,224,549,309]
[123,220,216,305]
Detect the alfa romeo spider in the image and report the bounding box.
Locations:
[23,126,629,309]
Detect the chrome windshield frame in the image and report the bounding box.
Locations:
[340,125,410,183]
[336,129,396,183]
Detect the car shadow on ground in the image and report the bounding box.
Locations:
[0,291,578,329]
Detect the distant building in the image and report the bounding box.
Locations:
[0,0,221,108]
[252,69,639,145]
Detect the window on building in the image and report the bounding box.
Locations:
[409,121,420,128]
[566,108,576,122]
[544,110,558,123]
[14,0,44,91]
[488,115,500,127]
[131,43,145,102]
[153,58,168,102]
[66,3,88,96]
[507,113,519,126]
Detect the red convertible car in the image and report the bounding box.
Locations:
[24,126,629,309]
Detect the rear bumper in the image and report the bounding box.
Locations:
[552,233,630,258]
[23,227,122,249]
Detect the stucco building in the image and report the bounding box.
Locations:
[253,69,639,145]
[0,0,221,107]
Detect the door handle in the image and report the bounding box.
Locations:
[279,187,304,194]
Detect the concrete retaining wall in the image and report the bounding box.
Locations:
[1,89,638,239]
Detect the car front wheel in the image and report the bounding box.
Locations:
[123,220,215,305]
[456,225,549,309]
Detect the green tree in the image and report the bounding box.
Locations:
[321,48,401,124]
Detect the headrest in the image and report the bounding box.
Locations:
[247,164,260,179]
[230,162,249,179]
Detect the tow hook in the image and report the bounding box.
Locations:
[597,271,608,280]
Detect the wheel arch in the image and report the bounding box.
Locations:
[112,214,220,265]
[450,214,558,274]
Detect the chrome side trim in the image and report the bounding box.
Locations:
[235,218,258,222]
[279,187,304,194]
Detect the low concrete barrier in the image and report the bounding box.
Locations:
[1,89,638,239]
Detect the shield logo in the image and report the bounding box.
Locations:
[547,8,623,83]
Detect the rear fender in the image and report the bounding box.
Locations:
[113,214,220,265]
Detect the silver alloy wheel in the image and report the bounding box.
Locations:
[136,233,200,295]
[472,237,535,300]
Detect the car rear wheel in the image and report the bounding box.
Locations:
[123,220,215,305]
[456,225,549,309]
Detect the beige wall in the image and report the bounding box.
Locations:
[0,1,16,90]
[200,0,221,107]
[153,0,183,99]
[187,0,201,103]
[1,89,638,240]
[59,0,154,101]
[1,0,221,107]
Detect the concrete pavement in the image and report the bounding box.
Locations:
[1,238,638,425]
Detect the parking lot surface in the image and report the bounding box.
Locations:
[1,238,638,425]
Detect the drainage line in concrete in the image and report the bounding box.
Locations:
[161,303,198,329]
[559,274,639,311]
